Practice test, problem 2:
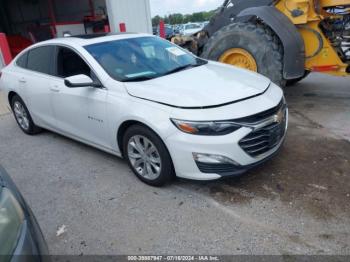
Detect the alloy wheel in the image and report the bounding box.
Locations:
[127,135,162,180]
[13,101,30,130]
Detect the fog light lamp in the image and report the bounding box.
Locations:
[192,153,239,165]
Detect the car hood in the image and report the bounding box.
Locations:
[184,28,202,35]
[124,62,271,108]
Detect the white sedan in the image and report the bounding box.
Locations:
[0,33,288,186]
[181,23,203,36]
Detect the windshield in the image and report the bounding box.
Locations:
[85,36,207,82]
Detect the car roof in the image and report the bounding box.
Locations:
[32,32,153,48]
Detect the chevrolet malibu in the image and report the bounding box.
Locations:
[0,33,288,186]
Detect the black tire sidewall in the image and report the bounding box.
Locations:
[11,95,39,135]
[123,125,174,187]
[286,70,310,86]
[202,23,285,86]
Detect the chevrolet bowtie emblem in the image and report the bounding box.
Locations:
[274,110,284,124]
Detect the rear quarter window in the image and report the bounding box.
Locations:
[16,52,28,68]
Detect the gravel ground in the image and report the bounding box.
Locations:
[0,73,349,255]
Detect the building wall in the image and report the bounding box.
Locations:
[2,0,50,35]
[53,0,107,23]
[106,0,152,34]
[1,0,151,37]
[1,0,107,36]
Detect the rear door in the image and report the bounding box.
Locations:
[16,46,57,128]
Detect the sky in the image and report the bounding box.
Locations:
[150,0,223,17]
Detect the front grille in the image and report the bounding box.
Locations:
[233,99,284,124]
[239,106,287,158]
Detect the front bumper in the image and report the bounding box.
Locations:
[166,106,288,181]
[194,135,285,177]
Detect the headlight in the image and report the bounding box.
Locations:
[0,187,24,255]
[171,119,241,136]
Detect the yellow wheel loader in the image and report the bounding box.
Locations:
[172,0,350,86]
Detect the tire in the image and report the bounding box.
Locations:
[202,22,286,87]
[11,95,42,135]
[286,71,310,86]
[123,124,175,187]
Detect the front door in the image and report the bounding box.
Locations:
[50,46,109,148]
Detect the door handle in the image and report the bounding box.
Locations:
[50,86,60,93]
[19,78,26,83]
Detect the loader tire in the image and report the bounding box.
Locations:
[202,22,286,87]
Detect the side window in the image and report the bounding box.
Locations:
[56,47,91,78]
[16,52,28,68]
[27,46,55,75]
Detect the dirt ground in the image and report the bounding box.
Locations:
[197,121,350,219]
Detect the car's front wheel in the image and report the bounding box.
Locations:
[123,125,175,186]
[11,95,41,135]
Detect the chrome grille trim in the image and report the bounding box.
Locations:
[239,100,288,158]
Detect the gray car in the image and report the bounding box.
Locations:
[0,166,49,261]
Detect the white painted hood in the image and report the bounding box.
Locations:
[183,28,202,36]
[124,62,271,108]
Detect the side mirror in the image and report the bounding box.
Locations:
[64,74,102,88]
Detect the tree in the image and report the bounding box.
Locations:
[191,12,205,22]
[183,14,192,23]
[203,10,216,21]
[168,13,183,25]
[152,15,161,26]
[152,10,216,26]
[163,15,170,24]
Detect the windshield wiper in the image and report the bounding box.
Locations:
[164,65,194,76]
[123,60,208,81]
[122,76,155,82]
[163,61,206,77]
